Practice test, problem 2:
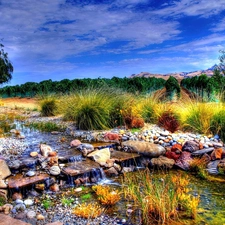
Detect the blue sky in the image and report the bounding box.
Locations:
[0,0,225,85]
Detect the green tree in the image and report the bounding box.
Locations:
[165,76,180,100]
[218,50,225,76]
[0,44,13,84]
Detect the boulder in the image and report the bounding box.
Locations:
[121,140,166,157]
[150,156,175,169]
[182,140,200,153]
[191,147,214,156]
[0,214,31,225]
[87,148,110,164]
[175,151,193,170]
[40,144,53,157]
[0,159,11,179]
[211,148,223,160]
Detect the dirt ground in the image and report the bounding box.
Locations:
[0,97,39,110]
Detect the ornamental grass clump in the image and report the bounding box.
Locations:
[40,97,58,116]
[63,89,115,130]
[210,109,225,142]
[122,170,200,225]
[183,102,222,134]
[92,185,121,206]
[158,110,180,133]
[73,202,103,219]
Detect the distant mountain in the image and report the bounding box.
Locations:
[130,64,218,81]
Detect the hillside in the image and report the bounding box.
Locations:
[130,64,217,81]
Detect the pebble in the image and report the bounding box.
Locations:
[24,199,34,206]
[27,210,36,219]
[26,171,36,177]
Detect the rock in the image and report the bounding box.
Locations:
[40,144,53,157]
[48,151,57,157]
[182,140,200,153]
[15,199,24,204]
[49,183,59,192]
[121,167,134,173]
[24,199,33,206]
[12,192,23,200]
[171,143,182,152]
[74,187,82,192]
[175,151,193,170]
[45,222,63,225]
[0,159,11,179]
[113,163,121,172]
[14,203,26,212]
[211,148,223,160]
[30,151,38,157]
[48,156,58,167]
[26,171,36,177]
[104,132,120,141]
[36,214,45,220]
[0,214,31,225]
[26,210,36,219]
[165,151,181,160]
[8,174,49,189]
[105,167,119,177]
[51,131,60,135]
[150,156,175,169]
[35,183,45,191]
[0,180,7,188]
[14,212,27,220]
[87,148,110,164]
[121,140,166,157]
[49,165,61,176]
[1,204,13,215]
[0,189,7,202]
[207,160,220,174]
[191,147,214,156]
[70,139,82,147]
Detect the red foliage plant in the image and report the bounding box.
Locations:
[158,111,180,133]
[125,117,144,129]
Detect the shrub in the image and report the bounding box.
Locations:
[158,110,180,133]
[210,109,225,142]
[40,98,57,116]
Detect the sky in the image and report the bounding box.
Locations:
[0,0,225,86]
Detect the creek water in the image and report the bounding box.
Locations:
[8,121,225,224]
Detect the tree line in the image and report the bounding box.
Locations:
[0,76,166,97]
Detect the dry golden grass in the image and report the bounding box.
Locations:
[0,97,39,110]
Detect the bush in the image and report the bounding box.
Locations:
[210,109,225,142]
[40,98,57,116]
[158,110,180,133]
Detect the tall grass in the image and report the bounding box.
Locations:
[60,89,118,130]
[122,170,200,225]
[40,97,58,116]
[182,102,223,134]
[210,109,225,141]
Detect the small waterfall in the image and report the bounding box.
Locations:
[68,154,84,163]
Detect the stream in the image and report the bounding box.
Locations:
[3,120,225,225]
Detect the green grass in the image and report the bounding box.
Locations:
[40,97,58,116]
[26,121,65,132]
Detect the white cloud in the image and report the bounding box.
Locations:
[211,17,225,32]
[154,0,225,18]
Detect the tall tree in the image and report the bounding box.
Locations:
[0,44,13,84]
[218,50,225,76]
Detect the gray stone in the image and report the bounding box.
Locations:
[175,151,193,170]
[191,147,214,156]
[26,210,36,219]
[182,140,200,153]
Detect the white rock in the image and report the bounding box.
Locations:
[24,199,34,206]
[27,210,36,219]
